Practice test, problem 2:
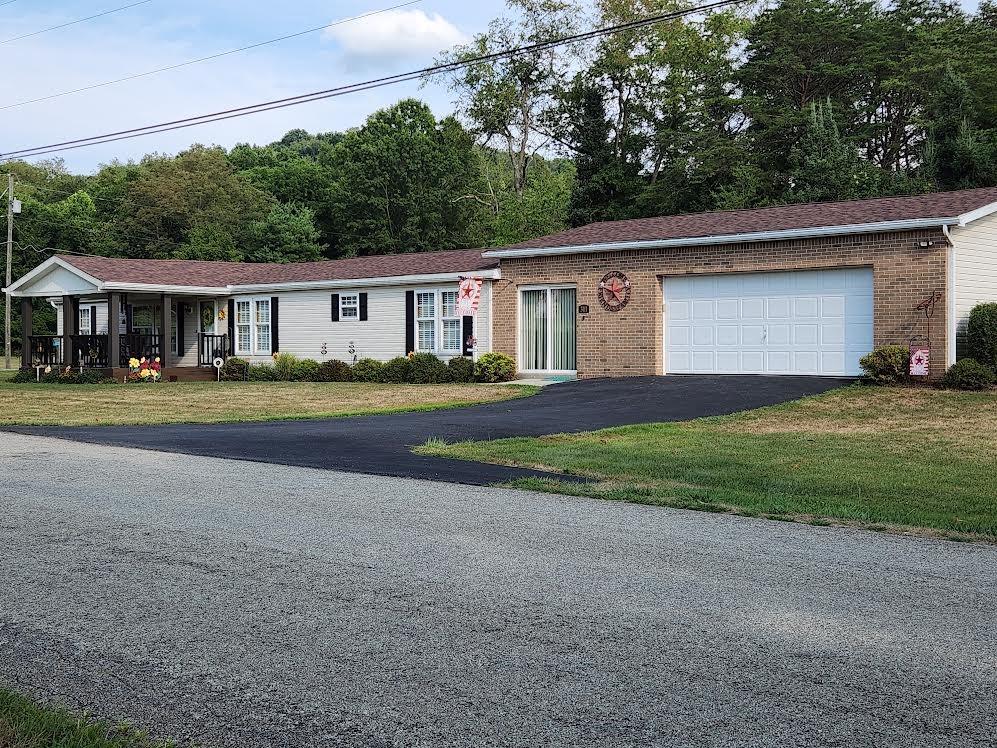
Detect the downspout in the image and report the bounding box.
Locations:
[943,224,956,367]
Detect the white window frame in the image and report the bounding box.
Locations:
[413,289,463,355]
[440,289,462,354]
[340,293,360,321]
[234,296,271,356]
[517,284,577,375]
[78,306,91,335]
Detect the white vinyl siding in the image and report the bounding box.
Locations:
[55,298,110,336]
[258,282,493,364]
[951,212,997,358]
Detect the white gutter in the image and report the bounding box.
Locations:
[482,217,963,259]
[102,282,229,295]
[230,269,501,293]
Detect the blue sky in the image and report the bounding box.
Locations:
[0,0,983,173]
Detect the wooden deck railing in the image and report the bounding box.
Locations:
[119,333,160,367]
[197,333,229,367]
[26,335,64,367]
[69,334,109,368]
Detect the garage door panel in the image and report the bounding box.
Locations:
[664,267,872,376]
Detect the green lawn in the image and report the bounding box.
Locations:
[0,380,535,426]
[0,688,173,748]
[417,386,997,541]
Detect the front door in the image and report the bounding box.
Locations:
[519,287,577,374]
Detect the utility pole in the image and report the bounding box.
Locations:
[4,173,12,371]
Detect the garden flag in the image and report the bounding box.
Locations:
[457,277,483,316]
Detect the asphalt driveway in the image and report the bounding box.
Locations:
[8,375,846,483]
[1,434,994,748]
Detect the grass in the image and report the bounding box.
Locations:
[0,380,537,426]
[0,688,174,748]
[416,386,997,542]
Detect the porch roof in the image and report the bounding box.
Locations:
[6,248,500,297]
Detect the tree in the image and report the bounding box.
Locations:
[244,204,324,263]
[434,0,576,196]
[326,99,486,256]
[923,65,996,190]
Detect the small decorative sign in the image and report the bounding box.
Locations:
[457,276,483,316]
[598,271,632,312]
[909,345,930,376]
[578,304,590,314]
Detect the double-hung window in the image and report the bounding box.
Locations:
[234,297,272,355]
[415,290,463,355]
[340,293,359,320]
[416,292,436,351]
[78,306,91,335]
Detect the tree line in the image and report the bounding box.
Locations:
[5,0,997,297]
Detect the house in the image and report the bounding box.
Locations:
[7,187,997,380]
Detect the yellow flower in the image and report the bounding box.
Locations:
[154,357,161,363]
[128,357,140,368]
[139,368,150,378]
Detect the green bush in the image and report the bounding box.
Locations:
[474,352,516,383]
[219,357,249,381]
[272,352,298,381]
[967,303,997,368]
[247,363,277,381]
[942,358,996,391]
[317,359,353,382]
[292,358,321,382]
[446,356,475,383]
[859,345,910,384]
[20,368,118,385]
[381,356,413,383]
[410,352,449,384]
[352,358,384,383]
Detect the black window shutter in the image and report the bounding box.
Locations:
[405,290,415,355]
[227,299,236,355]
[125,304,133,334]
[71,298,80,334]
[90,306,97,335]
[176,304,184,355]
[330,294,340,322]
[359,292,368,321]
[270,297,279,353]
[462,316,474,356]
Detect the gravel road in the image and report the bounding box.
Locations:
[1,433,994,747]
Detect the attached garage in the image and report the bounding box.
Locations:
[663,267,874,376]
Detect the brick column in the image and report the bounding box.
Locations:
[19,297,32,369]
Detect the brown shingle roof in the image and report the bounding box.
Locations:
[499,187,997,250]
[59,248,497,288]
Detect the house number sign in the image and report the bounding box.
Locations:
[598,271,632,312]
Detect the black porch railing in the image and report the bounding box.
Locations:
[119,333,161,367]
[26,335,64,367]
[69,334,109,368]
[197,333,229,367]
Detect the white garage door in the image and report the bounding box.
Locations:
[664,267,873,376]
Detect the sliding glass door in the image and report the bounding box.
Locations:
[520,286,576,373]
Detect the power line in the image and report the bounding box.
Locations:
[0,0,21,7]
[0,0,155,45]
[1,0,750,161]
[1,0,425,111]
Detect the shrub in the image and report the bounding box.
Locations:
[446,356,475,383]
[859,345,910,384]
[10,369,36,383]
[381,356,413,383]
[942,358,996,391]
[16,367,117,385]
[410,352,449,384]
[292,358,321,382]
[317,359,353,382]
[474,352,516,383]
[219,357,249,381]
[352,358,384,383]
[247,363,277,381]
[272,352,298,381]
[967,302,997,368]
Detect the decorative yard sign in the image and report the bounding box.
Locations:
[909,345,930,377]
[598,271,632,312]
[457,276,483,316]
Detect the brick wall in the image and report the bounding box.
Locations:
[492,229,949,378]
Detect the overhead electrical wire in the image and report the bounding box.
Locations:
[1,0,425,111]
[0,0,155,45]
[1,0,749,162]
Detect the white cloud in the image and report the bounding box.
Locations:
[323,9,468,68]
